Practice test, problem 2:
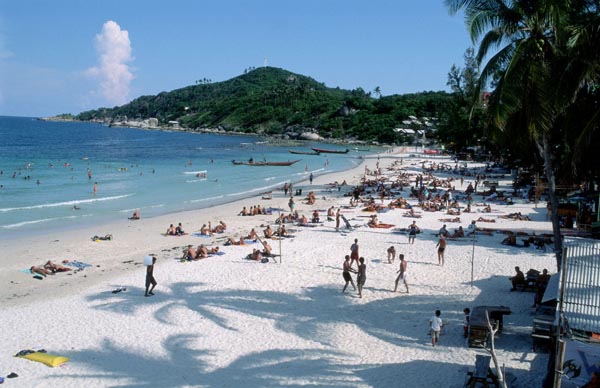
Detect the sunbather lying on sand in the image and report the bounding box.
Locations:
[30,265,53,276]
[477,217,496,223]
[44,260,72,272]
[225,237,246,246]
[250,249,263,260]
[438,217,461,223]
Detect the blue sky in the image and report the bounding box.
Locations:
[0,0,471,117]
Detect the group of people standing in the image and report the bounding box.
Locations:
[342,239,409,298]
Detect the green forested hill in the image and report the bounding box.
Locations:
[76,67,451,143]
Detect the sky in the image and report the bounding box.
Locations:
[0,0,472,117]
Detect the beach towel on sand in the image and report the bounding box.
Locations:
[369,223,395,229]
[64,261,92,270]
[191,233,212,238]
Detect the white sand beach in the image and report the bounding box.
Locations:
[0,149,557,387]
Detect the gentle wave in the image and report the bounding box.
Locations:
[264,176,277,181]
[186,179,207,183]
[2,215,81,229]
[189,195,225,203]
[0,194,134,213]
[183,170,207,175]
[226,181,286,197]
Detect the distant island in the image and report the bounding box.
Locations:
[48,67,452,144]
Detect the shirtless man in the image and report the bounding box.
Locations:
[196,244,209,259]
[327,206,335,221]
[185,244,197,260]
[335,208,341,230]
[312,210,320,223]
[200,224,211,236]
[257,236,272,256]
[436,235,447,266]
[245,228,258,240]
[167,224,177,236]
[264,225,273,238]
[394,254,409,293]
[277,224,288,237]
[214,221,227,233]
[408,221,419,244]
[299,214,309,225]
[342,255,356,292]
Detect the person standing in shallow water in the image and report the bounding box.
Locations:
[342,255,356,293]
[356,257,366,298]
[145,257,157,297]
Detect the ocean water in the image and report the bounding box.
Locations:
[0,116,370,239]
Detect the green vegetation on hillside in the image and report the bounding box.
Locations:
[76,67,452,143]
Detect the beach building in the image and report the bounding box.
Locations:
[542,238,600,388]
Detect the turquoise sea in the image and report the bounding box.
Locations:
[0,116,370,239]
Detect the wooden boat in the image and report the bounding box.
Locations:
[231,159,301,166]
[311,147,349,154]
[289,150,320,155]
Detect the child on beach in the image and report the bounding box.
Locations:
[430,310,443,347]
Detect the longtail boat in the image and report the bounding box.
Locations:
[311,147,349,154]
[231,159,301,166]
[289,150,320,155]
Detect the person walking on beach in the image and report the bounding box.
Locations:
[430,309,443,347]
[288,197,295,213]
[356,257,366,298]
[145,256,157,297]
[436,235,447,266]
[335,208,341,230]
[394,254,409,293]
[309,173,313,184]
[408,221,419,244]
[342,255,356,293]
[350,238,359,268]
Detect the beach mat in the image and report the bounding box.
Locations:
[15,350,69,367]
[191,233,212,238]
[64,261,92,270]
[369,223,395,229]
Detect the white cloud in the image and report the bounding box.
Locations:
[86,20,134,105]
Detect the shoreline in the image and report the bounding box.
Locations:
[0,149,385,307]
[0,146,557,387]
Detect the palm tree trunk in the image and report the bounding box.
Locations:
[538,133,563,271]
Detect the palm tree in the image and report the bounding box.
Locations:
[446,0,600,271]
[374,86,382,98]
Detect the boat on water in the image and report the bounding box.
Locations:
[311,147,350,154]
[289,150,320,155]
[231,159,301,166]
